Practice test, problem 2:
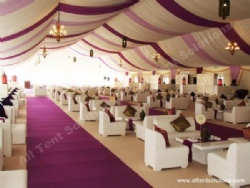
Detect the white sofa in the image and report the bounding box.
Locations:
[55,90,61,101]
[0,170,28,188]
[59,92,68,105]
[146,96,161,108]
[114,105,143,121]
[144,128,189,171]
[223,99,244,110]
[0,119,12,157]
[103,88,111,96]
[223,106,250,124]
[89,99,116,111]
[165,97,190,110]
[114,105,144,129]
[133,93,148,102]
[195,102,215,120]
[153,116,199,141]
[2,106,25,144]
[207,142,250,188]
[120,92,131,101]
[10,99,19,118]
[12,123,26,144]
[34,86,47,96]
[68,96,80,112]
[79,102,99,122]
[0,128,3,170]
[135,111,182,141]
[3,106,16,124]
[99,111,126,137]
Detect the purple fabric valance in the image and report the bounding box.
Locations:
[182,34,227,66]
[59,0,139,15]
[150,43,190,68]
[196,68,203,74]
[118,53,147,71]
[125,9,183,36]
[156,0,226,28]
[103,24,152,45]
[98,58,119,72]
[133,48,163,69]
[109,56,133,72]
[0,39,43,60]
[81,39,118,54]
[170,69,176,79]
[1,6,57,42]
[229,66,241,80]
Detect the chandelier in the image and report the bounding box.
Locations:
[152,52,161,62]
[219,0,230,20]
[225,41,240,55]
[41,46,49,58]
[118,59,123,67]
[40,40,49,58]
[36,55,41,65]
[49,10,67,42]
[225,22,240,55]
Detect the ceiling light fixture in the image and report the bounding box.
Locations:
[219,0,230,20]
[118,58,123,67]
[90,49,93,57]
[122,36,127,49]
[122,14,127,49]
[225,41,240,55]
[41,40,49,58]
[225,22,240,55]
[49,9,67,42]
[152,52,161,62]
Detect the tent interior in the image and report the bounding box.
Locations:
[1,0,250,89]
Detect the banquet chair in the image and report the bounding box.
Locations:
[207,142,250,188]
[99,111,126,137]
[79,102,99,122]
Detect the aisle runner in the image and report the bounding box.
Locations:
[27,97,152,188]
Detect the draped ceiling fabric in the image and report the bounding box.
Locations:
[1,0,250,72]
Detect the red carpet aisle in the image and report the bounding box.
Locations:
[27,97,152,188]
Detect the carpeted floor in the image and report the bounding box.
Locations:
[4,95,250,188]
[27,97,152,188]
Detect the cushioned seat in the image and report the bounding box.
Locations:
[12,124,26,144]
[79,102,99,122]
[144,128,189,171]
[68,96,80,112]
[0,120,12,157]
[99,111,126,137]
[0,128,3,170]
[0,170,27,188]
[195,102,215,120]
[146,96,160,108]
[223,106,250,124]
[60,92,68,105]
[207,142,250,188]
[165,97,190,110]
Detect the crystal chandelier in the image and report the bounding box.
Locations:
[152,52,161,62]
[225,41,240,55]
[225,22,240,55]
[49,10,67,42]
